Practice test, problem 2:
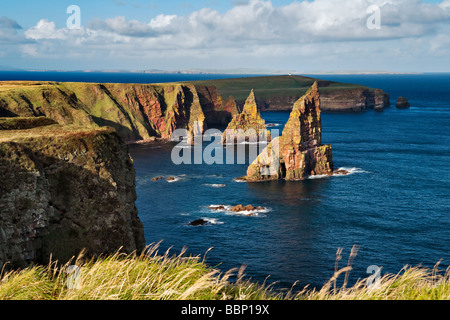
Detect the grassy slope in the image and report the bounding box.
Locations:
[189,75,366,102]
[0,244,448,300]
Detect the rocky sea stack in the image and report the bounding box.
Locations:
[396,97,411,109]
[221,89,269,144]
[245,81,333,181]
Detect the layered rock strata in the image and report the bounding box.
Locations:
[0,119,145,268]
[0,82,216,144]
[195,85,239,126]
[245,82,333,181]
[221,90,269,144]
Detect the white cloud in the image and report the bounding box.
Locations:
[10,0,450,71]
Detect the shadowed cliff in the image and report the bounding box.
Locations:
[0,120,145,268]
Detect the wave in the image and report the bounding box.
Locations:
[307,174,330,180]
[335,167,370,175]
[202,218,224,225]
[306,167,369,180]
[167,176,181,183]
[203,184,226,188]
[207,204,270,217]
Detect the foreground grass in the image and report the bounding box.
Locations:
[0,244,448,300]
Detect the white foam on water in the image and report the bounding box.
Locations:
[167,176,181,183]
[335,167,370,176]
[207,204,270,217]
[207,204,233,212]
[307,174,330,180]
[202,218,224,225]
[203,184,226,188]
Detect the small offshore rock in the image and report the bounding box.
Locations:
[209,205,226,211]
[396,97,411,109]
[189,219,209,226]
[232,204,264,212]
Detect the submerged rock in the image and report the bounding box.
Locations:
[396,97,411,109]
[332,169,351,176]
[232,205,264,212]
[188,219,209,226]
[244,82,334,181]
[209,205,227,211]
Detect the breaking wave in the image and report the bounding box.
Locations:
[203,184,226,188]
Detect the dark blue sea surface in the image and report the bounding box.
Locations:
[2,71,448,290]
[0,71,262,83]
[129,74,450,290]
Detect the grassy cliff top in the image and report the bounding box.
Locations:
[187,75,367,101]
[0,123,114,143]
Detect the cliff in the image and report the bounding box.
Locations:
[195,85,239,126]
[191,75,391,112]
[0,76,391,146]
[0,82,212,144]
[221,89,269,144]
[0,119,145,268]
[245,82,334,181]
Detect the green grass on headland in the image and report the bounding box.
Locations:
[189,75,366,102]
[0,244,448,300]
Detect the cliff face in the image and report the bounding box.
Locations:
[195,85,239,126]
[245,82,333,181]
[319,88,390,112]
[221,90,269,144]
[0,82,214,144]
[191,75,391,112]
[0,119,145,268]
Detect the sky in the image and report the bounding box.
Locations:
[1,0,450,73]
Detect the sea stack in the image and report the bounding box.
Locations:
[221,89,269,144]
[245,81,333,181]
[396,97,411,109]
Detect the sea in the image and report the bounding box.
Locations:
[1,71,449,291]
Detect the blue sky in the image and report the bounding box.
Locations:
[1,0,450,72]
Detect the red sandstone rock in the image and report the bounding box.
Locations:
[245,82,334,181]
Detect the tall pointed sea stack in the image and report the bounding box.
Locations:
[245,81,333,181]
[221,89,269,144]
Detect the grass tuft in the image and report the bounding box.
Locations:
[0,244,449,300]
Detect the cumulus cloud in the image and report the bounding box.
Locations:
[10,0,450,70]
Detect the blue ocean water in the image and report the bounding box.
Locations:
[2,71,449,290]
[129,74,450,290]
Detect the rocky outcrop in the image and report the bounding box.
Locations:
[0,82,207,144]
[396,97,410,109]
[0,117,57,130]
[319,88,390,112]
[245,82,333,181]
[221,90,269,144]
[191,75,391,112]
[195,86,239,126]
[0,120,145,268]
